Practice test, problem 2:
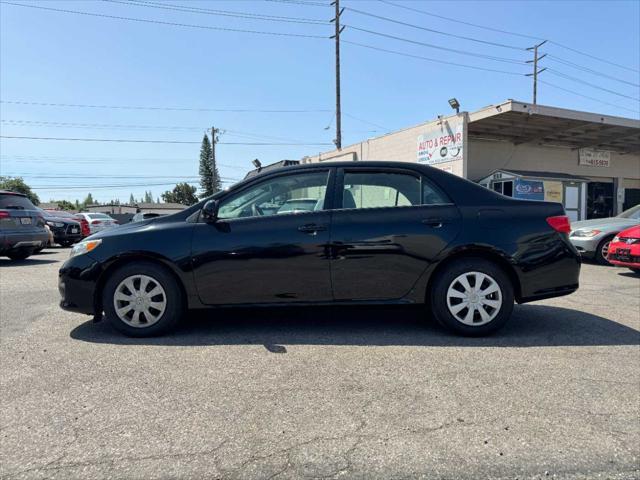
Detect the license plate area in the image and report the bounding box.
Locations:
[19,217,32,225]
[617,248,631,260]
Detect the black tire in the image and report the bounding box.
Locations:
[33,247,44,254]
[429,257,514,336]
[629,268,640,275]
[102,261,184,337]
[594,236,615,265]
[7,249,33,261]
[59,241,73,248]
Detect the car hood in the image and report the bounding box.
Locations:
[571,217,639,232]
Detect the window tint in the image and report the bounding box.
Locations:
[342,171,448,209]
[218,171,329,220]
[88,213,111,219]
[0,193,36,210]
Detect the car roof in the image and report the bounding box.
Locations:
[0,190,27,196]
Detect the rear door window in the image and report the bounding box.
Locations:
[341,171,449,209]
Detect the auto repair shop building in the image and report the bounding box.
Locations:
[302,100,640,221]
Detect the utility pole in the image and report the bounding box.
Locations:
[526,40,547,105]
[331,0,345,150]
[211,126,220,192]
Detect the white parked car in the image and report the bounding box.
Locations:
[76,213,119,235]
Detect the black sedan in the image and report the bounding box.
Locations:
[39,209,82,247]
[59,161,580,337]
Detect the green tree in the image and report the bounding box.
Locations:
[144,191,153,203]
[0,176,40,205]
[51,200,76,211]
[83,193,95,207]
[199,134,214,198]
[129,193,135,205]
[162,182,198,206]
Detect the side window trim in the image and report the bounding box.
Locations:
[334,167,453,211]
[214,168,335,222]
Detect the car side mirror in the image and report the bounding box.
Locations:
[202,200,219,223]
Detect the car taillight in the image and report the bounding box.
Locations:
[546,215,571,234]
[0,210,9,219]
[91,220,102,225]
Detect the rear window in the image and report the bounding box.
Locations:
[88,213,111,219]
[0,193,36,210]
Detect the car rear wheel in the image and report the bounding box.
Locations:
[630,268,640,275]
[594,236,614,265]
[102,262,183,337]
[6,249,33,261]
[59,241,73,248]
[429,258,514,336]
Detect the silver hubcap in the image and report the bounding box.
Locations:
[113,274,167,328]
[602,241,610,257]
[446,271,502,326]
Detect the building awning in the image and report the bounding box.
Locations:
[481,169,590,183]
[467,100,640,154]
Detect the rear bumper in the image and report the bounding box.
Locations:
[59,254,103,315]
[0,230,49,253]
[514,236,581,304]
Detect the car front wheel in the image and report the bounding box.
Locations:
[430,258,514,336]
[102,262,183,337]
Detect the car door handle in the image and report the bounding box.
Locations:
[422,217,446,228]
[298,224,327,234]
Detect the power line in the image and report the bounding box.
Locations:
[0,2,329,39]
[343,6,526,51]
[545,69,640,102]
[0,135,333,145]
[345,25,528,65]
[264,0,332,7]
[544,55,640,88]
[0,154,249,169]
[547,40,639,74]
[343,40,526,76]
[1,120,326,143]
[343,113,388,131]
[378,0,543,41]
[538,80,640,115]
[379,0,639,73]
[102,0,330,25]
[0,100,331,113]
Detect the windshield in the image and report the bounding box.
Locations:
[617,204,640,219]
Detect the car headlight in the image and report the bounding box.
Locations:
[46,221,65,227]
[571,229,601,238]
[69,239,102,258]
[612,236,620,242]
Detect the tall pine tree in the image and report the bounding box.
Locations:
[199,134,213,198]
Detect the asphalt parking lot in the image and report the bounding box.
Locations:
[1,248,639,480]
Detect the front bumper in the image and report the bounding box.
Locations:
[59,253,103,315]
[568,235,601,257]
[607,242,640,268]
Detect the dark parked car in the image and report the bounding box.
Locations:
[45,210,91,238]
[39,209,82,247]
[1,190,49,260]
[59,161,580,337]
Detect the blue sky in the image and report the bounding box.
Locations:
[1,0,639,203]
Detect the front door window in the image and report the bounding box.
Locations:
[218,171,329,219]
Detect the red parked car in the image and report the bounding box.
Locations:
[607,225,640,274]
